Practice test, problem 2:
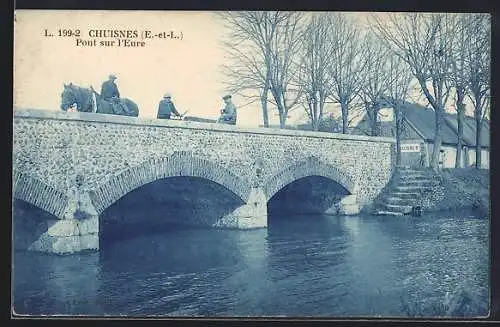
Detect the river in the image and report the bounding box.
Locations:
[12,209,489,318]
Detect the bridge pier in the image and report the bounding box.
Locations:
[325,194,361,216]
[28,216,98,254]
[28,188,99,254]
[214,188,267,229]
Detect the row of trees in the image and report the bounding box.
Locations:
[218,12,490,169]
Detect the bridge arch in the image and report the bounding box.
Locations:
[12,171,69,218]
[89,151,252,214]
[262,156,358,202]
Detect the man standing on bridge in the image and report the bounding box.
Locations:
[157,93,182,119]
[218,94,237,125]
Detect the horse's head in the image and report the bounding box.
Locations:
[61,83,93,112]
[61,83,78,111]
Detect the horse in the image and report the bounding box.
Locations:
[60,83,139,117]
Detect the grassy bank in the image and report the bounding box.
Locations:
[400,281,489,317]
[399,168,490,317]
[425,168,490,215]
[368,167,490,216]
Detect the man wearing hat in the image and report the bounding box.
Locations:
[218,94,237,125]
[157,93,181,119]
[100,74,120,101]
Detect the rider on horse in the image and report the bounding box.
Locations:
[61,82,139,117]
[100,74,128,114]
[101,74,120,100]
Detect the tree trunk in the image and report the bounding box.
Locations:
[455,100,465,168]
[310,104,318,131]
[274,96,287,129]
[317,100,325,132]
[279,110,287,128]
[312,99,321,131]
[260,68,271,127]
[475,105,483,169]
[340,101,348,134]
[371,106,381,136]
[430,107,444,170]
[260,91,269,128]
[395,105,402,166]
[270,85,287,129]
[312,115,319,131]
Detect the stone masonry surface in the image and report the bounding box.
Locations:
[13,109,395,217]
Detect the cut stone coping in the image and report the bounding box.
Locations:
[14,109,396,144]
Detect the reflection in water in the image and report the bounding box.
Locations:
[13,210,489,317]
[221,229,270,316]
[13,252,101,315]
[342,216,401,316]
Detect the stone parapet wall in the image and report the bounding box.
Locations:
[13,109,395,216]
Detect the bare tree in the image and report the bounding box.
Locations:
[268,12,305,128]
[383,54,413,166]
[218,11,275,127]
[448,14,470,168]
[358,32,389,136]
[297,13,334,131]
[218,11,304,128]
[328,13,367,134]
[465,13,490,169]
[372,13,457,170]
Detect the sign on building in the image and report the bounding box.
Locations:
[401,143,421,153]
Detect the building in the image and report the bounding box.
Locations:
[351,102,490,169]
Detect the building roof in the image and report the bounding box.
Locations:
[351,101,490,148]
[443,114,490,147]
[400,102,458,145]
[400,102,489,148]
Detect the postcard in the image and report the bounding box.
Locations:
[12,10,490,318]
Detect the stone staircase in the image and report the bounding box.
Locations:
[376,167,439,216]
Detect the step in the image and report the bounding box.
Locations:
[391,192,420,199]
[375,210,404,216]
[397,173,434,179]
[397,166,430,171]
[385,197,415,205]
[397,180,436,187]
[395,186,434,192]
[397,169,429,174]
[398,175,434,181]
[382,204,413,213]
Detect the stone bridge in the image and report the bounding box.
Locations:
[12,109,395,254]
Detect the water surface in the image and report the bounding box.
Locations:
[13,210,489,317]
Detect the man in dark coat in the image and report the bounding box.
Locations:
[100,74,131,115]
[101,74,120,100]
[218,94,237,125]
[157,93,181,119]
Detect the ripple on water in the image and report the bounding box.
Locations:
[13,212,489,317]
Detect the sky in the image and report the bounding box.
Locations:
[14,10,272,127]
[14,10,487,128]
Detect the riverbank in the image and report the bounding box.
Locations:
[368,167,490,216]
[421,168,490,215]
